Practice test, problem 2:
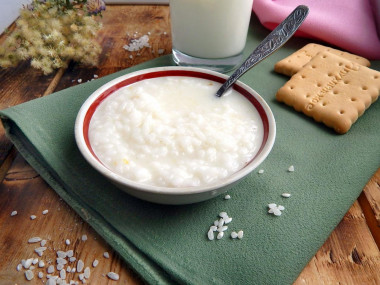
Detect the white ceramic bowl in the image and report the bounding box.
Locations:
[75,66,276,205]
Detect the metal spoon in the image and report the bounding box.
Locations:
[215,5,309,97]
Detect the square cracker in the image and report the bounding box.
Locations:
[276,51,380,134]
[274,43,371,77]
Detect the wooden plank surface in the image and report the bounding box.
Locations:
[0,4,379,285]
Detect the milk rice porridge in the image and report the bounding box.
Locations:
[89,76,263,188]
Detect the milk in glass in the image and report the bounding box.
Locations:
[170,0,254,72]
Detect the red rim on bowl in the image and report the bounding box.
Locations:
[76,67,276,195]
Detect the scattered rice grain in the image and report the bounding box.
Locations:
[84,267,91,279]
[92,259,99,267]
[224,194,231,200]
[42,209,49,215]
[23,258,33,269]
[217,225,228,232]
[25,269,34,280]
[57,251,67,258]
[32,258,39,265]
[47,265,55,273]
[207,229,214,240]
[65,239,70,245]
[103,252,110,259]
[60,269,66,279]
[57,263,64,271]
[34,247,47,256]
[107,272,120,281]
[30,215,37,220]
[288,165,295,172]
[38,260,45,267]
[69,257,76,262]
[224,217,232,224]
[28,237,42,243]
[79,273,85,281]
[66,250,74,257]
[41,240,47,246]
[216,232,224,239]
[16,264,22,271]
[230,231,238,239]
[237,230,244,239]
[78,79,82,83]
[77,259,84,272]
[11,210,18,216]
[281,193,291,198]
[258,169,264,174]
[123,35,150,51]
[38,271,43,278]
[81,235,87,241]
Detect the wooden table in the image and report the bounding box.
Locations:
[0,5,379,284]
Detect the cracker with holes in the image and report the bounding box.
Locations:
[274,43,371,77]
[276,51,380,134]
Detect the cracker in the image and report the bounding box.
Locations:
[274,43,371,76]
[276,51,380,134]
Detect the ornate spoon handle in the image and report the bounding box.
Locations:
[215,5,309,97]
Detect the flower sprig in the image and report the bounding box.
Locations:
[0,0,106,74]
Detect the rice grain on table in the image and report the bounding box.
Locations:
[77,259,84,272]
[207,229,215,240]
[11,210,17,216]
[25,269,34,280]
[84,267,91,279]
[92,259,99,267]
[60,268,66,279]
[57,251,67,258]
[47,265,55,273]
[23,258,33,269]
[57,263,64,271]
[103,252,110,258]
[66,249,74,257]
[107,272,120,281]
[224,194,231,200]
[28,237,42,243]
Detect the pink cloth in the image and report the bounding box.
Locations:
[252,0,380,60]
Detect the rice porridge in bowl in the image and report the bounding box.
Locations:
[75,67,276,204]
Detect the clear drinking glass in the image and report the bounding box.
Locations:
[169,0,254,73]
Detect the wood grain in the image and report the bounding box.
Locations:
[0,154,143,284]
[0,4,379,285]
[294,201,380,285]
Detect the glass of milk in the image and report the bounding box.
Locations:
[169,0,254,73]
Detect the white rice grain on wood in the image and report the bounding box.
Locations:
[107,272,120,281]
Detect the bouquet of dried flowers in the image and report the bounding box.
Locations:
[0,0,105,74]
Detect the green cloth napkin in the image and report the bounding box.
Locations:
[1,15,379,284]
